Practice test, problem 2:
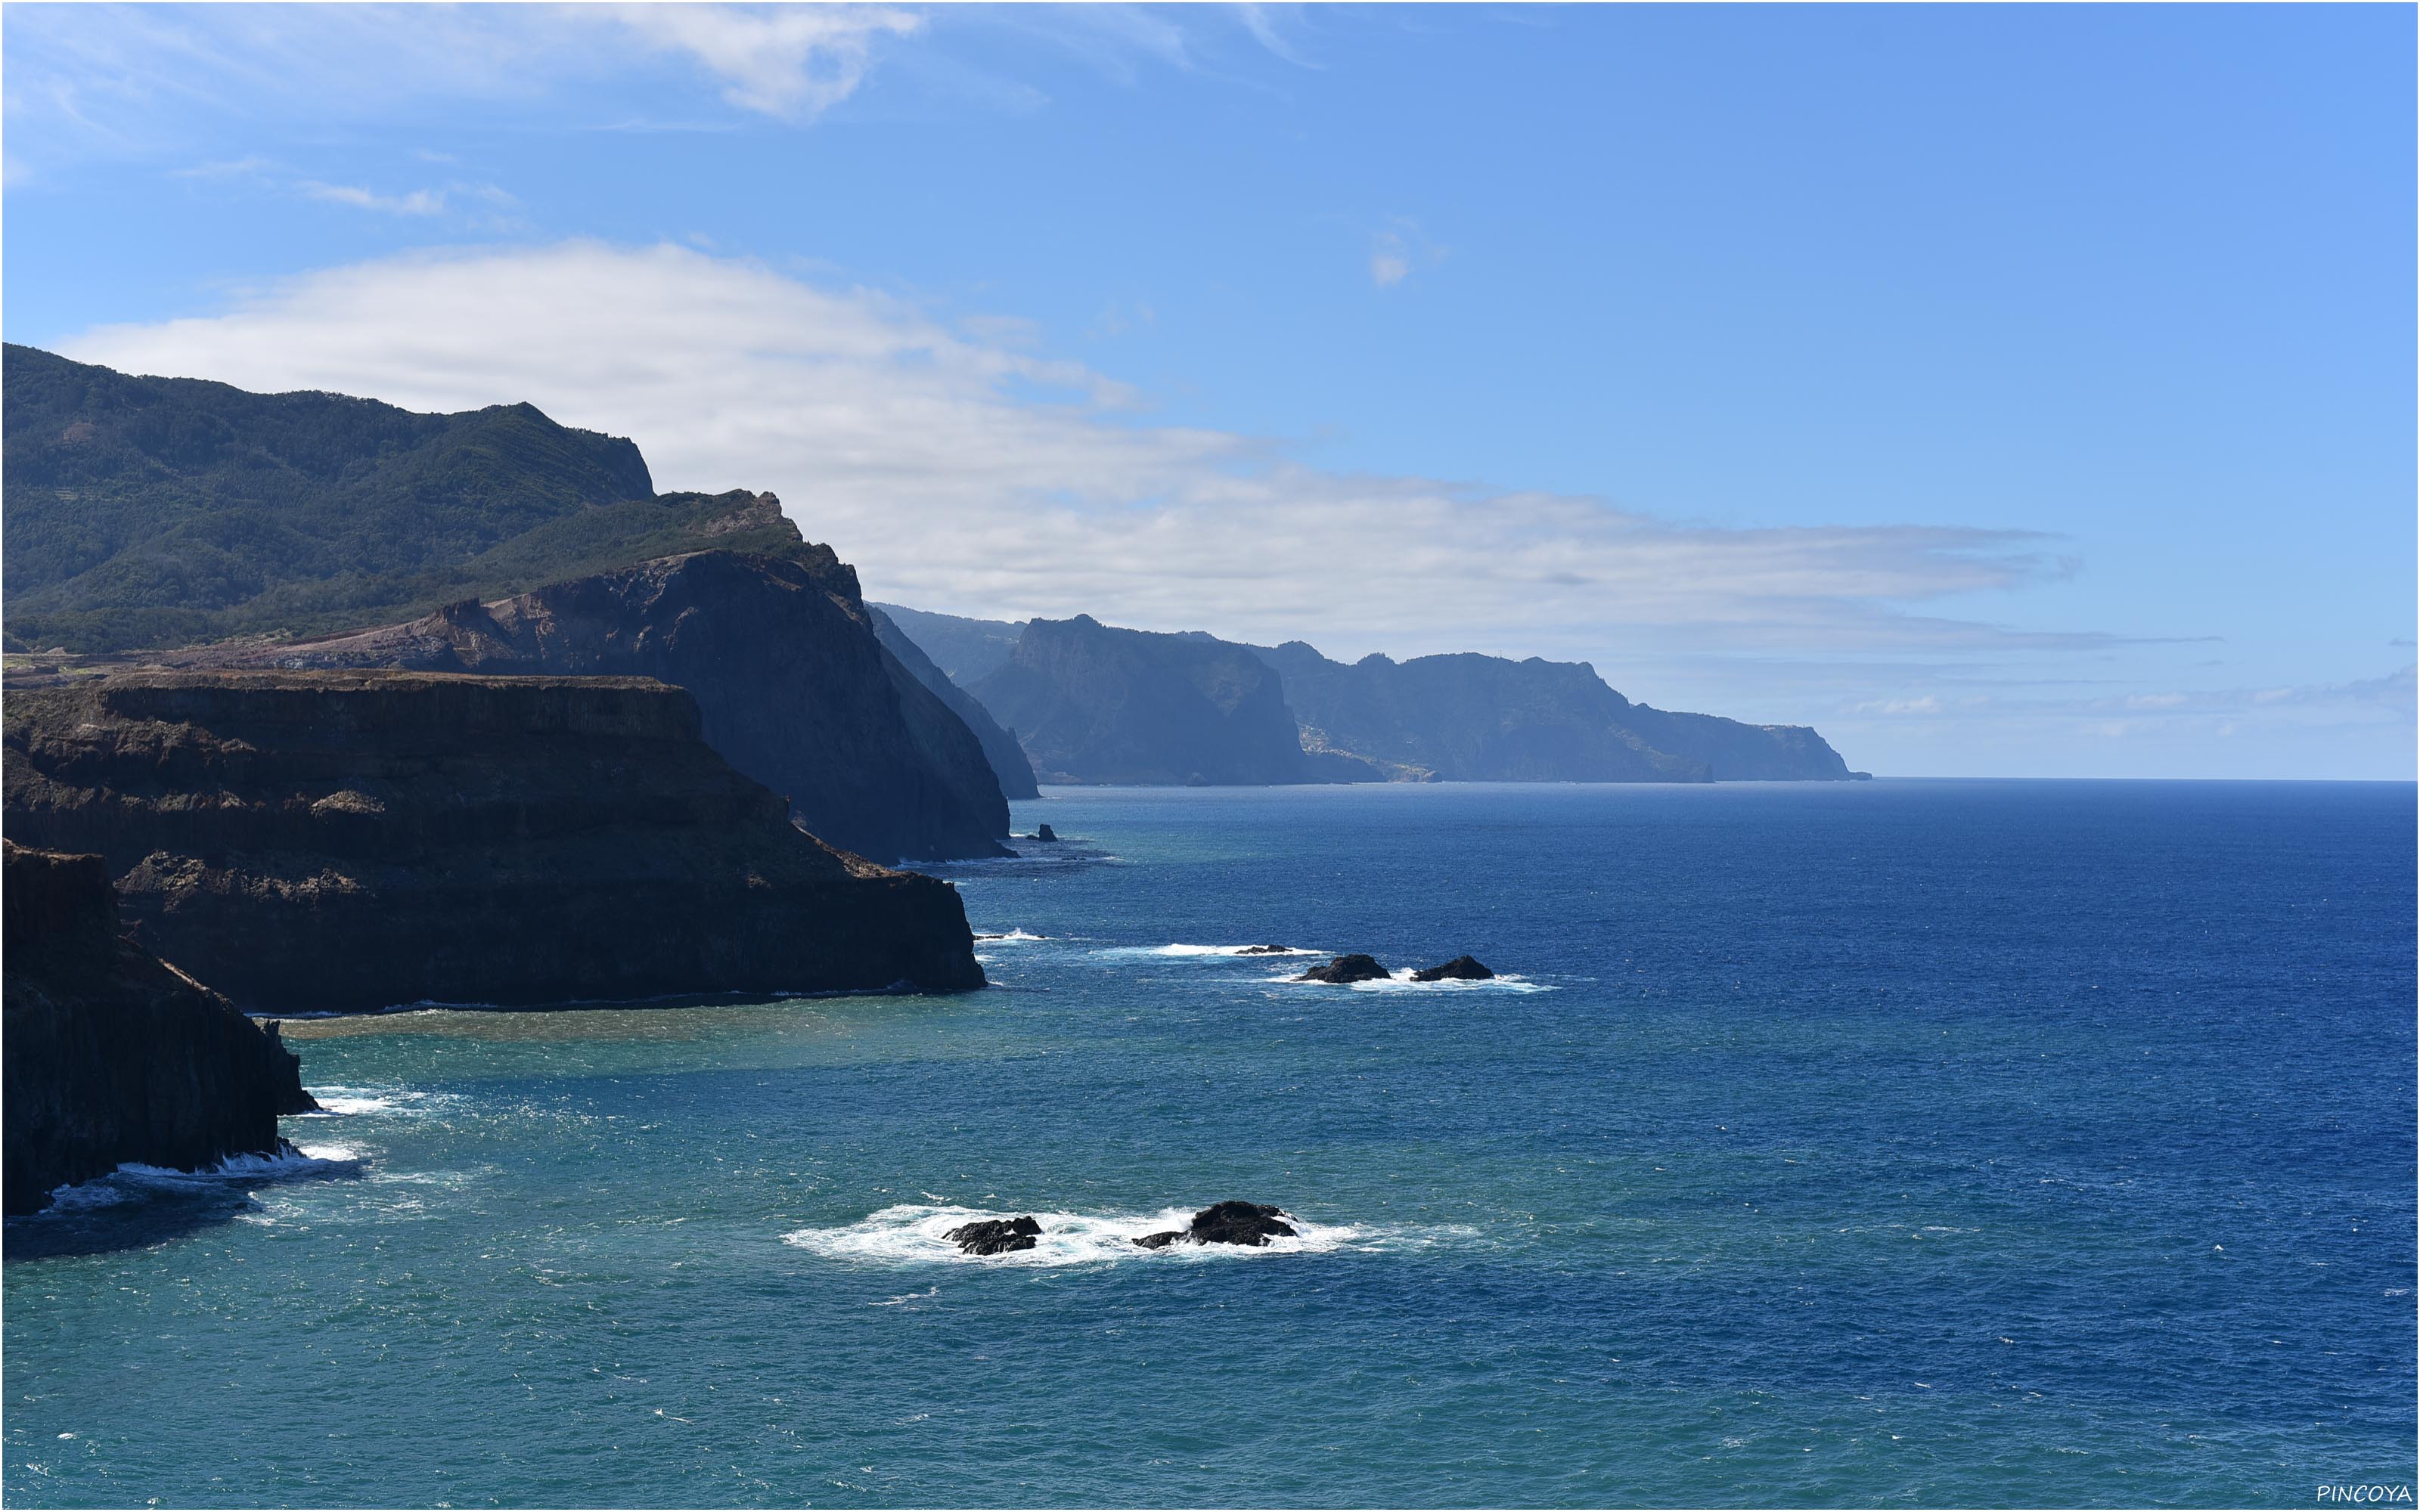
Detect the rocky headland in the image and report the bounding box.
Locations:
[3,839,318,1215]
[162,536,1013,863]
[969,615,1379,785]
[876,607,1863,787]
[2,671,985,1013]
[870,606,1040,801]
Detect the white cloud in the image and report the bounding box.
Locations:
[298,181,447,216]
[600,5,922,122]
[60,240,2077,671]
[1370,234,1411,288]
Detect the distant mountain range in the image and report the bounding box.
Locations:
[873,607,1863,785]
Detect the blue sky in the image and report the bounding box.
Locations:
[5,3,2412,777]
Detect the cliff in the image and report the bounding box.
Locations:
[970,616,1357,786]
[163,542,1013,863]
[1252,643,1700,782]
[2,671,985,1013]
[3,839,318,1216]
[868,603,1026,686]
[870,606,1040,800]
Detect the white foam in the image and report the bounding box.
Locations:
[972,929,1048,943]
[782,1203,1432,1268]
[39,1142,366,1210]
[299,1085,457,1117]
[1096,943,1325,959]
[1267,968,1557,994]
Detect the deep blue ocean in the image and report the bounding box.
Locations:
[5,780,2414,1507]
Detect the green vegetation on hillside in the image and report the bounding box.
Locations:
[3,345,814,652]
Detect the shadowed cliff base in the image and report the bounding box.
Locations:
[2,671,986,1015]
[2,839,318,1216]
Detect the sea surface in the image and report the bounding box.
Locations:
[5,780,2414,1508]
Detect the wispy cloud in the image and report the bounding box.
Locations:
[1368,218,1442,289]
[297,181,448,216]
[1238,5,1321,69]
[599,4,922,122]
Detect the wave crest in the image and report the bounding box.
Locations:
[782,1203,1440,1267]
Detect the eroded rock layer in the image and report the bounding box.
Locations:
[2,671,985,1014]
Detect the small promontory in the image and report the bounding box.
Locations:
[3,839,318,1215]
[2,671,985,1013]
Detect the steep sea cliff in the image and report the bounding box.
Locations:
[2,671,985,1012]
[2,839,316,1215]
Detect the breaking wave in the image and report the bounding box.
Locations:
[1267,968,1557,994]
[40,1142,366,1211]
[782,1203,1454,1268]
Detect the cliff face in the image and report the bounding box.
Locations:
[1255,644,1703,782]
[178,545,1012,862]
[1253,641,1859,782]
[3,839,318,1215]
[870,606,1040,800]
[877,605,1861,786]
[970,616,1339,786]
[2,671,985,1014]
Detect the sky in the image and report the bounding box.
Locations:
[4,2,2412,779]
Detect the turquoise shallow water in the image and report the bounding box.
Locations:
[5,779,2414,1507]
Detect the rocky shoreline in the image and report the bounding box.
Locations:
[2,840,318,1215]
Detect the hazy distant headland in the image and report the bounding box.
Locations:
[876,606,1863,788]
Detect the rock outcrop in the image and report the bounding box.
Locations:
[945,1216,1042,1256]
[1134,1201,1299,1249]
[870,606,1040,801]
[1296,954,1390,984]
[180,544,1013,863]
[970,615,1373,786]
[3,839,318,1215]
[2,671,985,1014]
[1411,956,1495,981]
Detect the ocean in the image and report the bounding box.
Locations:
[5,780,2413,1507]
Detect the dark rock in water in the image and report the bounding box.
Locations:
[1296,953,1389,984]
[1411,955,1495,981]
[2,839,319,1216]
[1190,1200,1298,1246]
[1134,1200,1300,1249]
[1237,943,1292,955]
[1033,823,1059,842]
[2,671,985,1013]
[944,1216,1041,1256]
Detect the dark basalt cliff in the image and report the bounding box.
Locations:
[2,671,985,1013]
[4,839,318,1216]
[970,615,1364,786]
[870,606,1040,801]
[175,540,1013,863]
[1252,641,1857,782]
